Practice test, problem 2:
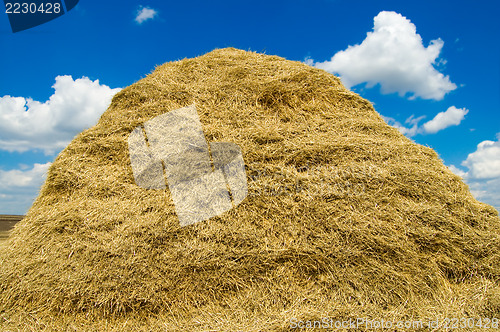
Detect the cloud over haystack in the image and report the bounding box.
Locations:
[448,133,500,211]
[0,75,121,154]
[384,106,468,137]
[306,11,457,100]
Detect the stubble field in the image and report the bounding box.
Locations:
[0,215,23,242]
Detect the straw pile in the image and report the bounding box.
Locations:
[1,48,499,331]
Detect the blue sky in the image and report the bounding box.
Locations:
[1,0,499,214]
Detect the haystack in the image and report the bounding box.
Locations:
[1,48,499,331]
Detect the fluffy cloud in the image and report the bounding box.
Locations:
[384,106,468,137]
[135,6,158,24]
[0,162,50,189]
[466,177,500,212]
[448,133,500,212]
[0,75,121,154]
[423,106,469,134]
[461,135,500,179]
[447,165,466,178]
[307,11,457,100]
[0,162,51,214]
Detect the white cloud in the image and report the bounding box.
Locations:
[135,6,158,24]
[0,163,51,189]
[448,133,500,212]
[0,75,121,154]
[0,162,51,214]
[307,11,457,100]
[422,106,468,134]
[383,115,423,137]
[462,134,500,179]
[447,165,467,178]
[384,106,468,137]
[466,178,500,212]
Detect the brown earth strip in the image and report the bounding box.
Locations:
[0,215,24,232]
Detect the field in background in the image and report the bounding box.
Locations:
[0,215,23,242]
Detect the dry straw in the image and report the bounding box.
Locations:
[1,48,499,331]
